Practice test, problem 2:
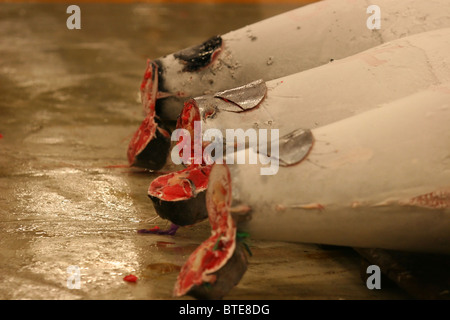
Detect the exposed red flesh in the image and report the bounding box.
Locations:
[127,113,157,166]
[173,104,242,297]
[177,99,201,133]
[128,60,171,170]
[184,165,211,189]
[140,60,158,115]
[174,164,236,297]
[148,165,212,227]
[148,165,211,201]
[174,230,235,295]
[176,99,201,163]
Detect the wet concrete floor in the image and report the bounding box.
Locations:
[0,3,409,299]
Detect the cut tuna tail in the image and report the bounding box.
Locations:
[174,163,248,299]
[148,164,211,227]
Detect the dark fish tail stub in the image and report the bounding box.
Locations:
[183,242,248,300]
[174,163,248,299]
[148,165,212,226]
[127,114,171,171]
[174,35,223,72]
[129,59,172,170]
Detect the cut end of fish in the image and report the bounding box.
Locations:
[140,60,159,115]
[177,98,201,135]
[178,243,248,300]
[127,113,171,171]
[174,163,248,299]
[148,165,211,226]
[176,99,203,163]
[129,59,171,170]
[205,163,232,229]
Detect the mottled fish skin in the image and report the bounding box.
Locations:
[129,60,172,171]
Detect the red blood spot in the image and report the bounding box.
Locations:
[148,226,160,232]
[123,274,138,283]
[0,133,3,139]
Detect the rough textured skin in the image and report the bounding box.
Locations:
[128,122,171,170]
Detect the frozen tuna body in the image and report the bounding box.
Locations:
[178,28,450,144]
[174,164,249,299]
[171,28,450,298]
[216,83,450,253]
[130,0,450,170]
[159,28,450,230]
[143,0,450,121]
[174,82,450,299]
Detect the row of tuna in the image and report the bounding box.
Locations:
[126,0,450,299]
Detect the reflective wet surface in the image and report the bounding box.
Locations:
[0,3,408,299]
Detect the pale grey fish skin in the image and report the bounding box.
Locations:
[182,28,450,152]
[219,83,450,255]
[150,0,450,120]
